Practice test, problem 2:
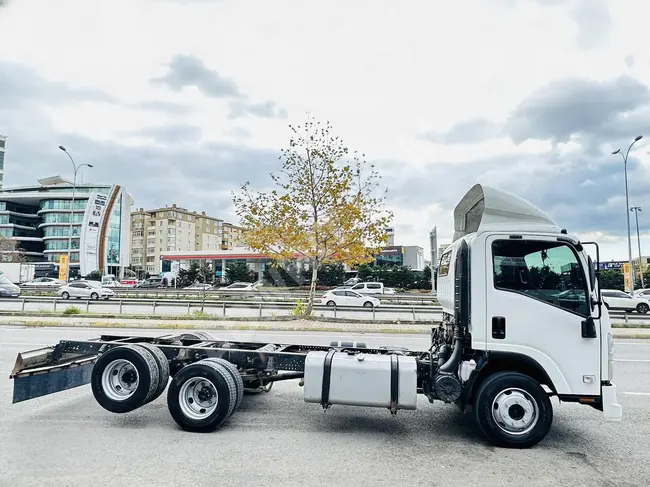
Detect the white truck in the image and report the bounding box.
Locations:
[9,184,621,448]
[0,263,35,284]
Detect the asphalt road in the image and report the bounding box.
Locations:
[1,326,649,487]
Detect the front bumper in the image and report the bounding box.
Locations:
[602,383,622,421]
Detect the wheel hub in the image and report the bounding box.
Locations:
[101,359,140,402]
[179,379,219,420]
[491,388,539,435]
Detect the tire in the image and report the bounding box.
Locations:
[136,343,171,402]
[326,301,336,307]
[91,344,160,414]
[167,361,237,432]
[474,371,553,448]
[363,301,374,308]
[90,292,99,300]
[180,331,214,342]
[200,358,244,414]
[636,303,649,314]
[61,292,70,300]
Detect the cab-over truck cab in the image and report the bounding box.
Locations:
[437,184,621,446]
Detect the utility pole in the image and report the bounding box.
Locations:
[613,135,643,295]
[429,227,437,294]
[631,206,644,288]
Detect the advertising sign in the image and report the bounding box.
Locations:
[79,192,109,275]
[623,263,631,292]
[58,255,68,281]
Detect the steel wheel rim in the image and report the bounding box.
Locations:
[178,377,219,420]
[101,359,139,401]
[491,387,539,436]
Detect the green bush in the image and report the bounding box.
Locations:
[192,309,208,317]
[63,306,81,315]
[290,299,308,316]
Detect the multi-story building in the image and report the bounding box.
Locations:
[0,135,6,190]
[130,204,242,275]
[0,176,133,278]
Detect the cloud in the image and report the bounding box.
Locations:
[127,124,203,144]
[153,54,287,120]
[625,55,635,69]
[133,100,194,114]
[152,54,241,98]
[0,62,116,108]
[420,119,503,145]
[504,76,650,144]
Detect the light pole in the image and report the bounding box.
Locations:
[631,206,644,288]
[613,135,643,295]
[58,146,93,282]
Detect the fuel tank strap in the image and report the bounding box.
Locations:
[390,354,399,414]
[320,349,336,409]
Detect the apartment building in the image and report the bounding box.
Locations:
[130,204,243,274]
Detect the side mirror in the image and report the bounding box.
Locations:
[581,316,597,339]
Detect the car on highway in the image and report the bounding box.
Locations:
[136,277,166,288]
[0,275,20,298]
[185,283,213,291]
[601,289,650,314]
[634,288,650,299]
[217,282,260,291]
[58,281,115,300]
[20,277,65,289]
[321,289,381,308]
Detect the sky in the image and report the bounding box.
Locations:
[0,0,649,261]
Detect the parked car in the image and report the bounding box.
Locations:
[0,275,21,298]
[21,277,65,289]
[321,290,381,308]
[59,281,115,300]
[601,289,649,314]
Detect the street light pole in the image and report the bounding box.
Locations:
[631,206,644,288]
[58,146,93,283]
[613,135,643,295]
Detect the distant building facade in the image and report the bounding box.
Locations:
[0,134,6,190]
[130,204,244,275]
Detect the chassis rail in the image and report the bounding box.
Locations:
[10,333,427,404]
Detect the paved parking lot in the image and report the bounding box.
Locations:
[1,326,649,487]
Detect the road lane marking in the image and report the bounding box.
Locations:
[623,392,650,396]
[613,359,650,362]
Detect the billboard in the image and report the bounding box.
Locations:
[376,246,404,266]
[79,192,109,275]
[58,255,68,281]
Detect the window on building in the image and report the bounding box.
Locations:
[492,240,589,316]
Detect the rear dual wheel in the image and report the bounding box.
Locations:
[167,359,240,432]
[91,343,171,413]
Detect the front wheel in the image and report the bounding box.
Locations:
[474,371,553,448]
[637,303,649,314]
[61,292,70,300]
[90,292,99,300]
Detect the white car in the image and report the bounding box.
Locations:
[185,283,213,291]
[218,282,259,291]
[59,281,114,300]
[21,277,65,288]
[321,290,381,308]
[601,289,649,314]
[634,288,650,299]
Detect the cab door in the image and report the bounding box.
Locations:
[485,235,601,396]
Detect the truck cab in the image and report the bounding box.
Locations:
[436,184,621,445]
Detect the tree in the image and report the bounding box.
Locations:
[317,263,346,286]
[0,236,25,263]
[233,118,392,314]
[598,270,624,291]
[85,270,103,281]
[225,261,255,284]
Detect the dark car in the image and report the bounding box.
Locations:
[0,275,21,298]
[137,278,165,288]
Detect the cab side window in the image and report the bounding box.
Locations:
[492,240,589,316]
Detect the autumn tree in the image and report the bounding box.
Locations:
[0,236,25,263]
[233,118,392,315]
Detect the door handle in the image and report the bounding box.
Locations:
[492,316,506,339]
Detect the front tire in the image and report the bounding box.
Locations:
[637,303,649,314]
[474,371,553,448]
[90,292,99,300]
[61,292,70,300]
